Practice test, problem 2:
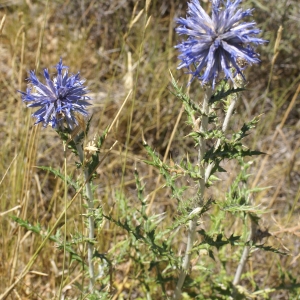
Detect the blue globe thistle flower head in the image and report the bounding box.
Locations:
[19,58,91,129]
[175,0,267,88]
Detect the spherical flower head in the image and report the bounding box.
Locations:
[19,58,91,129]
[175,0,267,88]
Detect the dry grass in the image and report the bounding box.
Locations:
[0,0,300,299]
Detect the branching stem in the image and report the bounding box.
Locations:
[85,170,95,292]
[232,217,256,298]
[76,141,95,293]
[205,81,240,183]
[173,87,212,300]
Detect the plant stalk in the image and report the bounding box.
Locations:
[232,218,255,298]
[85,170,95,292]
[205,80,241,183]
[76,141,95,293]
[173,87,212,300]
[58,142,68,299]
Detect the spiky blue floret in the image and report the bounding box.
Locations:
[19,58,91,129]
[175,0,267,87]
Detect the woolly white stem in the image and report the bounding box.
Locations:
[85,170,95,292]
[76,143,95,293]
[233,239,251,286]
[173,87,212,300]
[233,216,255,295]
[58,143,68,300]
[205,82,240,184]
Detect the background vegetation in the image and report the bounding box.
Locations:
[0,0,299,299]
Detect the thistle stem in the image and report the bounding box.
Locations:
[232,218,255,299]
[58,142,68,299]
[85,169,95,292]
[173,87,212,300]
[232,233,252,286]
[76,141,95,293]
[205,82,240,183]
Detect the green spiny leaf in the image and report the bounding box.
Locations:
[210,85,245,104]
[37,166,79,190]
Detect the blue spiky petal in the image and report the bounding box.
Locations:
[19,58,91,129]
[175,0,267,87]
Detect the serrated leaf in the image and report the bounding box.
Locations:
[10,216,85,264]
[210,87,245,104]
[11,216,41,234]
[37,166,79,190]
[254,244,287,255]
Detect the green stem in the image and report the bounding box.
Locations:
[173,87,212,300]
